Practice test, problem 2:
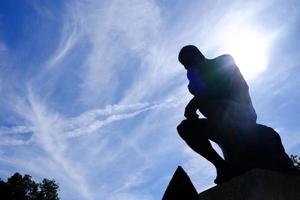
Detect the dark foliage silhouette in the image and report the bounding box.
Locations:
[290,155,300,170]
[0,172,59,200]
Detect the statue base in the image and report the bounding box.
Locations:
[199,168,300,200]
[162,167,300,200]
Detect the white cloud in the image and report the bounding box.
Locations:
[2,0,300,199]
[74,0,162,105]
[107,192,154,200]
[0,125,32,135]
[0,139,31,146]
[2,90,94,200]
[0,86,184,199]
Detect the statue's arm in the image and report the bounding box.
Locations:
[184,96,202,119]
[227,65,257,122]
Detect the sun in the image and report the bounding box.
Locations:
[225,31,270,80]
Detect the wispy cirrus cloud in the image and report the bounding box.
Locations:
[1,0,300,200]
[1,89,94,199]
[0,86,184,199]
[78,0,162,106]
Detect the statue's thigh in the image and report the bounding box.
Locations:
[177,119,212,142]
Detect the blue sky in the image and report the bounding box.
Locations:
[1,0,300,199]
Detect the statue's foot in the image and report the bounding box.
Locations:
[214,172,233,184]
[214,164,243,184]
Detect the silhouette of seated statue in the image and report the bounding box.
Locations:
[177,45,299,184]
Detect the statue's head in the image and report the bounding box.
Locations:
[178,45,205,69]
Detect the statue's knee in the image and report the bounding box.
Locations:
[273,132,281,142]
[177,121,185,135]
[268,128,282,143]
[263,127,285,153]
[259,125,282,143]
[177,119,188,131]
[177,120,192,140]
[272,132,285,151]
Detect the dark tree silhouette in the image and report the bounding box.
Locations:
[40,179,60,200]
[290,155,300,170]
[0,172,59,200]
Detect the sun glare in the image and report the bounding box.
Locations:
[225,32,270,80]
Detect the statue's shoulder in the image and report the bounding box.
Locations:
[211,54,237,72]
[215,54,235,65]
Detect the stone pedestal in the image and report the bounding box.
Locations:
[199,169,300,200]
[162,166,198,200]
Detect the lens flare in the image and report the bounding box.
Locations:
[226,31,270,80]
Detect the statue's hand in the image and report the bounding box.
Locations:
[184,107,199,120]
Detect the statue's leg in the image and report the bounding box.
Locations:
[177,119,238,183]
[256,124,299,174]
[177,119,225,167]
